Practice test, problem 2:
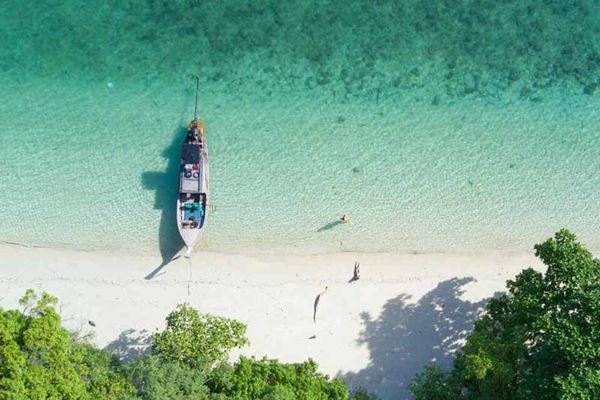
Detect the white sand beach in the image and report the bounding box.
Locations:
[0,244,543,399]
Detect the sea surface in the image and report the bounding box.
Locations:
[1,1,600,256]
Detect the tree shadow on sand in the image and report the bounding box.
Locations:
[342,277,488,400]
[142,126,186,279]
[104,328,152,363]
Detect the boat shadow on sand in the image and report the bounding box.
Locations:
[142,126,186,279]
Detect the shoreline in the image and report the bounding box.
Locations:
[0,243,543,399]
[0,235,543,260]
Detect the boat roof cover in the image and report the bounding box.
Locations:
[182,144,201,164]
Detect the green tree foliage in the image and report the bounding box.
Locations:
[125,354,210,400]
[0,289,133,399]
[348,388,379,400]
[410,366,461,400]
[208,356,352,400]
[151,303,248,369]
[76,343,134,399]
[411,229,600,400]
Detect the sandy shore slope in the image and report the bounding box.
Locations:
[0,244,542,399]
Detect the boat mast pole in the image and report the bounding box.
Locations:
[193,75,200,120]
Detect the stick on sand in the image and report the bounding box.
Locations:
[313,286,328,323]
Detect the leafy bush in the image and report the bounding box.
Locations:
[0,289,133,399]
[125,354,210,400]
[410,229,600,399]
[349,387,380,400]
[151,303,248,369]
[208,356,350,400]
[410,365,461,400]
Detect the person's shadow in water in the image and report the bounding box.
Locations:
[142,126,186,279]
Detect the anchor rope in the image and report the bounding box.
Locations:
[186,255,193,299]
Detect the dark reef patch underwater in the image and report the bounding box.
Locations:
[2,0,599,100]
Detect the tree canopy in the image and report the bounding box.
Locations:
[411,229,600,400]
[0,289,133,399]
[208,356,350,400]
[151,303,248,369]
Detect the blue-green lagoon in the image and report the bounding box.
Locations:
[1,1,599,256]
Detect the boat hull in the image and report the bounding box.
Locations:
[176,121,209,253]
[176,156,209,249]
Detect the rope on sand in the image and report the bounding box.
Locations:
[187,254,193,299]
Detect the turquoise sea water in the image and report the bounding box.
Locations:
[1,1,600,256]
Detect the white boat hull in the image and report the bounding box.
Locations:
[176,157,209,249]
[176,120,209,254]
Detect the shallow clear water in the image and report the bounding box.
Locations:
[1,1,600,255]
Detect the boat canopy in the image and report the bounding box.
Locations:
[182,144,201,164]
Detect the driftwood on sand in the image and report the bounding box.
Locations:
[313,286,328,323]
